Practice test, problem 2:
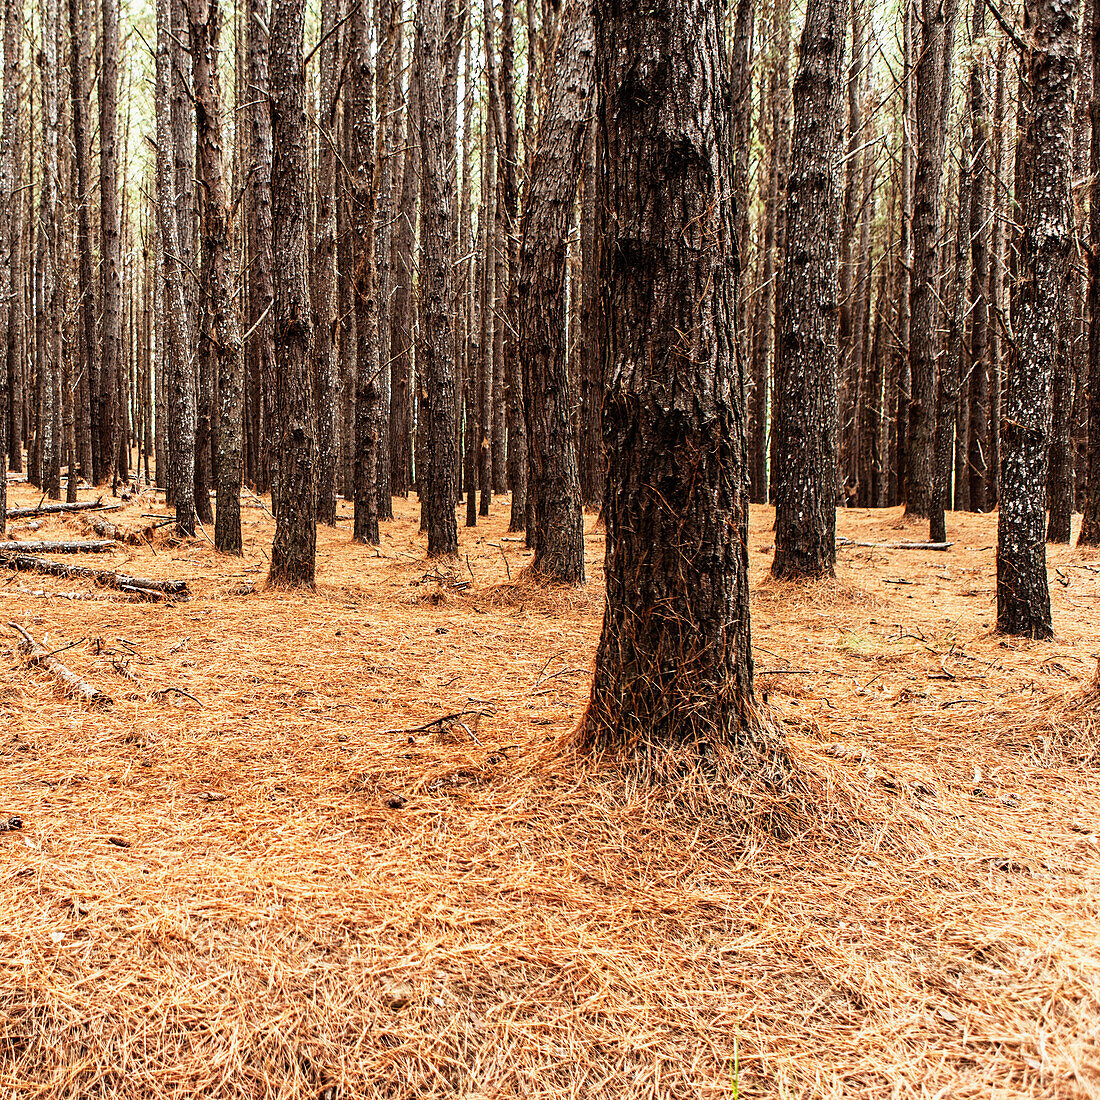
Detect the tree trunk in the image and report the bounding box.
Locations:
[517,0,589,585]
[1080,0,1100,544]
[417,0,459,556]
[0,0,19,521]
[187,0,243,553]
[771,0,847,580]
[268,0,316,584]
[314,0,342,525]
[907,0,959,519]
[155,0,197,535]
[247,0,277,499]
[99,0,121,487]
[997,0,1077,635]
[40,0,61,500]
[581,0,782,778]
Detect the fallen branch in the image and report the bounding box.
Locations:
[6,498,122,519]
[9,622,111,706]
[0,552,189,599]
[837,538,953,551]
[0,540,117,554]
[82,515,159,545]
[381,708,494,736]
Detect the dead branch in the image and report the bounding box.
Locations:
[9,622,112,707]
[6,498,122,519]
[837,538,953,551]
[0,552,190,599]
[0,540,118,554]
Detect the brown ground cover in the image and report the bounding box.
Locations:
[1,483,1098,1098]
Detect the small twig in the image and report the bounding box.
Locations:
[381,708,493,736]
[156,685,204,706]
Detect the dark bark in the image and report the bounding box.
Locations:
[0,0,19,520]
[100,0,121,487]
[314,0,341,526]
[517,0,589,585]
[268,0,317,585]
[997,0,1077,635]
[906,0,959,519]
[417,0,459,557]
[771,0,847,580]
[581,0,781,776]
[187,0,243,553]
[1080,0,1100,544]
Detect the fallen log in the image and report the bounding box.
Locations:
[837,538,953,551]
[81,516,158,545]
[6,498,122,519]
[0,540,117,554]
[0,552,190,599]
[9,622,111,706]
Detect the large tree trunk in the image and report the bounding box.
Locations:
[906,0,958,520]
[581,0,782,778]
[247,0,277,499]
[997,0,1077,635]
[350,0,379,545]
[40,0,61,500]
[771,0,847,580]
[268,0,317,585]
[314,0,342,526]
[516,0,589,585]
[155,0,197,536]
[99,0,121,487]
[389,29,419,499]
[0,0,19,522]
[187,0,243,553]
[416,0,459,557]
[966,0,992,513]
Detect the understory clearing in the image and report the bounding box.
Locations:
[1,484,1098,1099]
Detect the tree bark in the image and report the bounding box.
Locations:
[417,0,459,556]
[1080,0,1100,544]
[314,0,342,526]
[581,0,781,777]
[0,0,19,522]
[268,0,317,585]
[187,0,243,553]
[99,0,121,487]
[771,0,847,580]
[906,0,959,519]
[517,0,589,585]
[997,0,1077,635]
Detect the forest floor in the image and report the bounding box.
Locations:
[1,482,1098,1099]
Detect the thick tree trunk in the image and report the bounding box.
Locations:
[417,0,459,557]
[582,0,781,777]
[771,0,847,580]
[389,30,419,499]
[99,0,121,487]
[314,0,342,526]
[906,0,958,519]
[187,0,243,553]
[517,0,589,585]
[997,0,1077,635]
[268,0,317,585]
[350,0,380,545]
[155,0,197,536]
[247,0,277,499]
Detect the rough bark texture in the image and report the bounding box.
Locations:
[99,0,121,486]
[997,0,1077,636]
[40,0,61,500]
[268,0,317,585]
[906,0,958,519]
[517,0,589,585]
[771,0,847,580]
[4,0,22,478]
[417,0,459,557]
[1083,0,1100,544]
[187,0,243,553]
[314,0,341,526]
[155,0,197,536]
[581,0,781,777]
[0,0,19,523]
[350,0,379,546]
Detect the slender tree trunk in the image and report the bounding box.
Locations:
[582,0,782,777]
[517,0,589,584]
[40,0,61,500]
[6,7,22,480]
[99,0,121,487]
[268,0,317,584]
[771,0,847,580]
[997,0,1077,635]
[478,113,496,520]
[1080,0,1100,543]
[0,0,19,518]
